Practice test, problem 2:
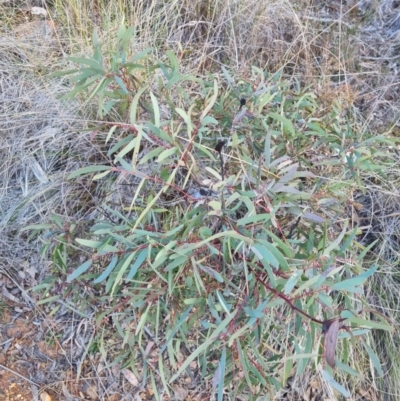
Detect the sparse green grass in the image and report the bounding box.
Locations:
[1,1,400,400]
[0,301,8,317]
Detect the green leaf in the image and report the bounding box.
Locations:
[356,240,378,261]
[201,115,218,125]
[169,311,236,383]
[157,147,179,163]
[338,227,358,254]
[221,65,235,90]
[200,79,218,121]
[192,142,215,159]
[362,341,383,377]
[165,256,188,272]
[67,57,105,72]
[93,256,118,284]
[216,347,226,401]
[323,220,348,256]
[138,146,165,164]
[216,291,231,314]
[321,369,350,397]
[115,137,137,160]
[293,275,319,296]
[330,278,364,292]
[107,134,134,156]
[126,248,148,280]
[130,47,152,62]
[258,92,278,110]
[20,224,53,232]
[347,317,392,331]
[306,122,325,135]
[110,252,136,295]
[252,243,278,267]
[117,25,135,50]
[150,92,160,127]
[67,166,111,179]
[159,305,194,354]
[75,238,103,248]
[237,213,271,226]
[284,270,302,295]
[61,76,99,99]
[295,330,313,376]
[67,260,92,282]
[48,69,80,78]
[330,266,378,292]
[176,107,193,134]
[282,356,293,386]
[115,156,134,173]
[335,361,360,377]
[87,77,113,104]
[114,75,129,94]
[251,244,277,287]
[358,264,378,279]
[166,50,179,72]
[264,130,271,168]
[243,307,264,318]
[93,169,112,180]
[153,241,177,269]
[130,85,148,124]
[199,265,224,283]
[268,112,295,136]
[68,69,100,83]
[166,74,201,89]
[37,295,60,305]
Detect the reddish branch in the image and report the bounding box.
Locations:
[249,266,324,326]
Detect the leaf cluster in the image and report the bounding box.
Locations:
[30,26,396,399]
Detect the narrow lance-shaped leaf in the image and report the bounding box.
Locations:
[362,340,383,377]
[200,79,218,121]
[215,347,226,401]
[93,256,118,284]
[169,311,236,383]
[322,369,350,398]
[127,248,148,280]
[323,318,340,368]
[67,259,92,282]
[68,165,111,180]
[130,85,148,124]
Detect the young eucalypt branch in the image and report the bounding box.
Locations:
[249,265,356,368]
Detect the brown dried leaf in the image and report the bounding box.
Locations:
[302,212,326,224]
[61,384,74,401]
[121,368,139,386]
[144,341,154,356]
[86,386,98,400]
[40,392,52,401]
[324,318,340,368]
[173,385,188,401]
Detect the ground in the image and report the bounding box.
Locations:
[0,308,58,401]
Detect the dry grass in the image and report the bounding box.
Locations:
[0,0,399,400]
[0,33,99,279]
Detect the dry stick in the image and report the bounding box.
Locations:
[215,140,227,180]
[219,150,225,180]
[0,363,39,387]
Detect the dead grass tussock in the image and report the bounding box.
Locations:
[0,35,98,269]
